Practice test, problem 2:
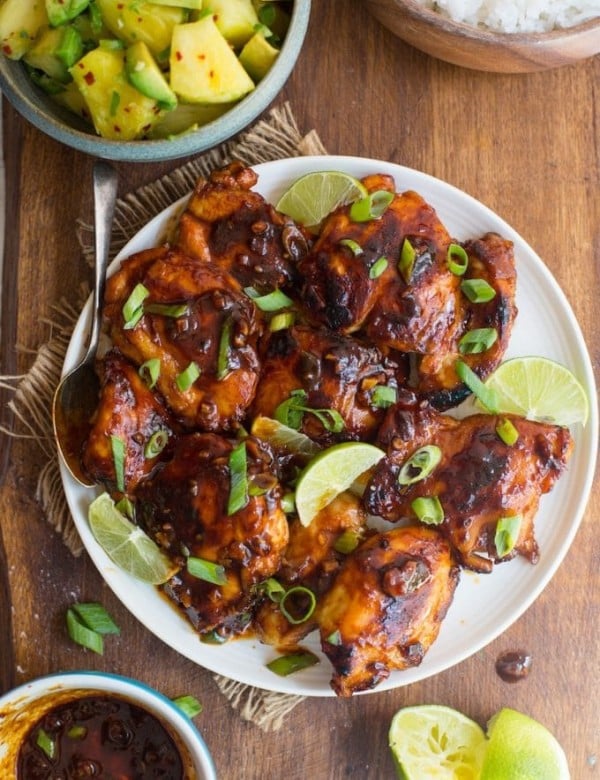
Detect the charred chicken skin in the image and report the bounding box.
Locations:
[103,244,262,432]
[317,525,459,697]
[136,433,289,637]
[365,400,573,572]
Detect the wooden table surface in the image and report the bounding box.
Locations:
[1,2,598,778]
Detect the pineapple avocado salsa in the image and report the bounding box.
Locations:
[0,0,291,140]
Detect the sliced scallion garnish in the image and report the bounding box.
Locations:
[110,434,126,493]
[333,528,363,554]
[217,317,233,380]
[66,607,104,654]
[115,496,135,519]
[172,695,203,719]
[279,585,316,625]
[227,441,248,515]
[144,429,169,459]
[458,327,498,355]
[326,630,342,646]
[187,556,227,585]
[339,238,362,256]
[398,237,416,284]
[70,602,120,635]
[176,361,200,392]
[257,577,286,602]
[244,287,294,312]
[447,243,469,276]
[266,650,320,677]
[455,360,500,413]
[460,278,496,303]
[411,495,444,525]
[495,514,522,557]
[349,190,394,222]
[274,389,344,433]
[200,629,228,644]
[371,385,397,409]
[496,418,519,446]
[369,256,388,279]
[36,728,56,759]
[109,90,120,117]
[269,311,295,332]
[122,283,149,330]
[398,445,442,486]
[139,358,160,389]
[67,726,87,740]
[281,492,296,514]
[145,302,189,318]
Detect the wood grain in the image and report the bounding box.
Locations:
[1,2,598,777]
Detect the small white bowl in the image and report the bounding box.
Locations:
[0,671,217,779]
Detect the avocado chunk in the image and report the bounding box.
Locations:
[0,0,49,60]
[125,41,177,110]
[170,16,254,104]
[24,25,84,82]
[202,0,259,48]
[149,101,232,138]
[239,31,279,82]
[71,46,166,139]
[45,0,90,27]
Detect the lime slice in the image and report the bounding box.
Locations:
[275,171,368,228]
[389,704,487,779]
[88,493,178,585]
[251,415,321,461]
[482,356,589,426]
[294,442,384,527]
[480,708,570,779]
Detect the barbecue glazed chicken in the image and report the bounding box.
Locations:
[136,433,289,638]
[365,399,574,572]
[317,525,459,697]
[75,162,577,697]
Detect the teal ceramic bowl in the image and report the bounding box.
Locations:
[0,2,310,162]
[0,670,217,778]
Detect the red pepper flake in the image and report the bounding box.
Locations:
[117,3,124,8]
[84,71,95,85]
[175,50,183,61]
[114,125,121,133]
[209,70,215,79]
[198,53,206,61]
[2,45,12,56]
[143,123,152,131]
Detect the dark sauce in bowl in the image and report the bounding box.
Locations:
[17,694,184,779]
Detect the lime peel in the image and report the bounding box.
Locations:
[275,170,368,229]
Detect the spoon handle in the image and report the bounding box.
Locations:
[84,160,118,363]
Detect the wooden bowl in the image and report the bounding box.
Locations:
[366,0,600,72]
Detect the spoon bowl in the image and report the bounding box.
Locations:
[52,160,118,486]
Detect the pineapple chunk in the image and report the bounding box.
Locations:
[24,25,83,83]
[94,0,185,56]
[71,46,165,140]
[0,0,48,60]
[149,101,231,138]
[170,17,254,104]
[239,31,278,82]
[203,0,259,48]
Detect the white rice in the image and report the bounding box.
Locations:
[415,0,600,32]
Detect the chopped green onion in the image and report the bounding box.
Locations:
[36,728,56,760]
[244,287,294,312]
[139,358,161,388]
[257,577,286,602]
[187,556,227,585]
[369,256,388,279]
[144,429,169,459]
[447,243,469,275]
[411,496,444,525]
[281,492,296,514]
[110,435,126,493]
[258,4,276,26]
[109,90,120,117]
[309,407,344,433]
[333,528,363,554]
[89,1,103,33]
[217,317,233,380]
[266,651,319,677]
[67,726,87,740]
[122,283,149,329]
[115,496,135,520]
[350,190,394,222]
[176,362,200,392]
[371,385,397,409]
[279,586,317,624]
[66,608,104,654]
[172,695,202,719]
[495,515,522,557]
[458,327,498,355]
[398,445,442,485]
[274,389,344,433]
[460,278,496,303]
[326,630,342,646]
[145,302,189,318]
[70,602,120,635]
[269,311,295,332]
[200,629,228,644]
[455,360,500,413]
[339,238,363,255]
[398,237,416,284]
[496,418,519,446]
[227,441,248,515]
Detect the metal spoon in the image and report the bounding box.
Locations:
[52,160,118,486]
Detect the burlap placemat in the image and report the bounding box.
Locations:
[0,102,327,731]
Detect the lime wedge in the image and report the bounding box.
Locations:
[480,708,570,779]
[389,704,487,780]
[88,493,178,585]
[482,356,589,426]
[294,442,384,527]
[275,170,368,229]
[250,415,321,461]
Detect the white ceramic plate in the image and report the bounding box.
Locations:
[60,156,598,697]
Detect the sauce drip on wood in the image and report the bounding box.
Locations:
[495,649,532,682]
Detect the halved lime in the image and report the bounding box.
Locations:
[389,704,487,780]
[294,442,384,527]
[275,170,368,229]
[88,493,178,585]
[482,356,589,426]
[480,708,570,779]
[251,415,321,461]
